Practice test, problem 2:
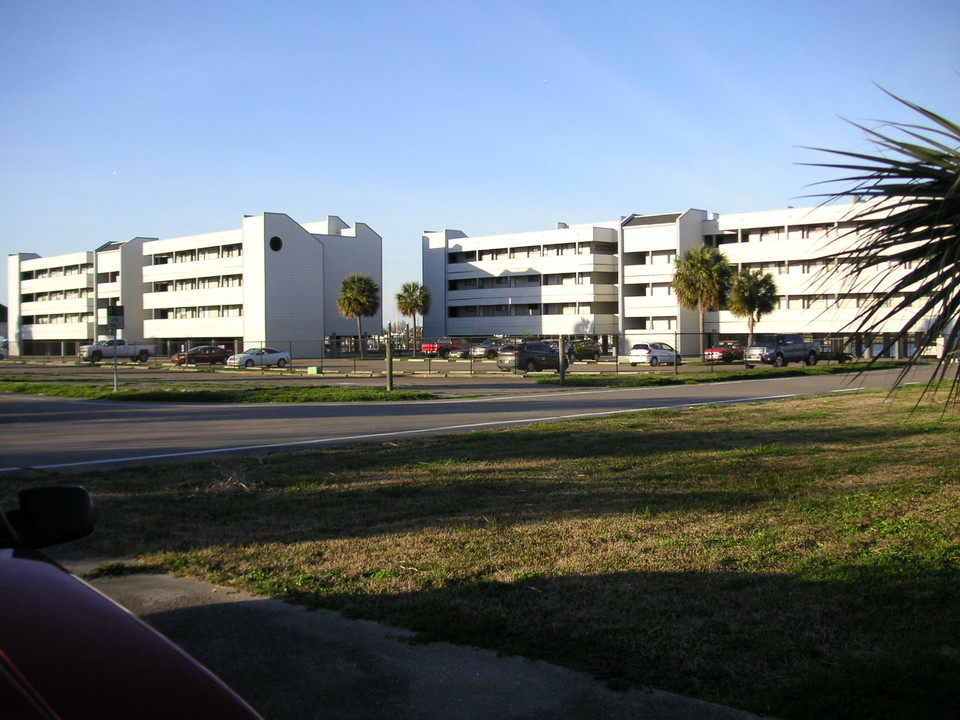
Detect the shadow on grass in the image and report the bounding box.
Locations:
[22,397,956,720]
[150,563,959,720]
[328,568,959,720]
[39,413,951,554]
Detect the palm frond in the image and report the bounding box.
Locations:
[802,89,960,401]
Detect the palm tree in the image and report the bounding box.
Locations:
[672,246,732,353]
[727,269,778,347]
[395,281,431,356]
[806,89,960,396]
[337,273,380,359]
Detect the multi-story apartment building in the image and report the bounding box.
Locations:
[8,248,99,358]
[6,212,382,358]
[422,201,930,358]
[422,222,621,341]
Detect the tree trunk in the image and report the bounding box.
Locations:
[356,316,365,359]
[698,307,706,355]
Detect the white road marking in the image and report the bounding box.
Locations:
[1,393,796,472]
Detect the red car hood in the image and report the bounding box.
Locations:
[0,548,262,720]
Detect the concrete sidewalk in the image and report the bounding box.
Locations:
[60,556,773,720]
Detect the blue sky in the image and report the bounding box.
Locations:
[2,0,958,324]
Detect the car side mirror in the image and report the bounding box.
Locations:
[4,486,94,549]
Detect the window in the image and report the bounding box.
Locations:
[802,296,828,310]
[448,251,477,263]
[510,246,541,259]
[512,303,540,315]
[448,278,477,291]
[221,244,242,258]
[480,304,509,317]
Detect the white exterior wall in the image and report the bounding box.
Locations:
[143,213,381,357]
[422,229,467,338]
[707,202,922,342]
[8,212,381,358]
[94,237,150,342]
[422,224,619,339]
[7,250,94,355]
[621,210,708,356]
[143,227,247,346]
[303,217,383,341]
[423,201,931,359]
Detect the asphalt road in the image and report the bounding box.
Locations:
[0,364,931,474]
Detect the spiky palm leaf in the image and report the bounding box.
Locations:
[804,89,960,398]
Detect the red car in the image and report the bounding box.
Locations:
[0,486,263,720]
[170,345,232,365]
[703,340,744,362]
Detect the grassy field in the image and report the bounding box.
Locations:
[0,378,437,402]
[3,381,958,719]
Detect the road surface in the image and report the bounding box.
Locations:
[0,365,930,474]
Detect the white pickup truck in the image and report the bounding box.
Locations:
[78,339,155,363]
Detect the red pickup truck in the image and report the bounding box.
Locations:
[420,337,464,358]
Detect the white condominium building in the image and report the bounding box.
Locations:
[7,212,382,358]
[422,223,621,340]
[422,201,929,358]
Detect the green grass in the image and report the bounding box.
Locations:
[542,359,914,387]
[0,380,435,402]
[2,383,958,719]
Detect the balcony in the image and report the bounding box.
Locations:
[142,287,244,309]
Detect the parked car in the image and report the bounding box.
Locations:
[703,340,744,362]
[226,347,291,368]
[629,342,681,367]
[566,339,601,362]
[420,337,465,358]
[470,338,508,359]
[497,342,566,373]
[171,345,232,365]
[0,485,263,719]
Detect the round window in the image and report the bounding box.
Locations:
[269,236,283,251]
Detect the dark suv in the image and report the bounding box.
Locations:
[565,339,601,362]
[496,342,565,373]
